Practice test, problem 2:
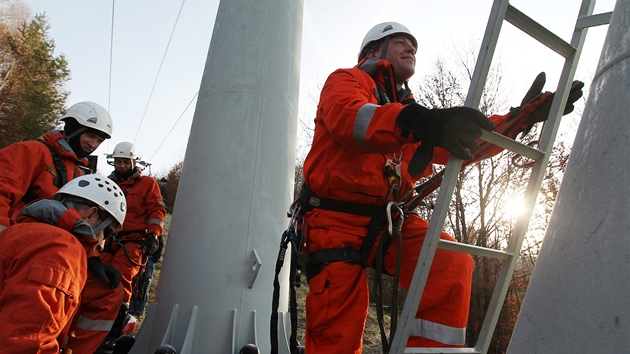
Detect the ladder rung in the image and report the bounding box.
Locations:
[480,130,545,160]
[405,347,482,353]
[576,11,612,29]
[505,4,576,58]
[438,240,513,260]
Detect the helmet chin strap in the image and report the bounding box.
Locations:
[64,199,114,235]
[379,37,409,87]
[66,126,86,140]
[66,127,93,158]
[379,38,390,60]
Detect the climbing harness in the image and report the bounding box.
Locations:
[374,201,404,353]
[292,153,408,354]
[103,231,150,267]
[271,200,304,354]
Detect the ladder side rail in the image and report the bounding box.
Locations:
[505,5,576,58]
[474,141,566,352]
[393,0,597,352]
[393,157,466,354]
[473,158,549,352]
[475,2,596,351]
[536,0,595,156]
[465,0,510,109]
[393,0,510,352]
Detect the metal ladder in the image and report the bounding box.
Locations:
[390,0,613,353]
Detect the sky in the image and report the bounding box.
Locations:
[22,0,617,176]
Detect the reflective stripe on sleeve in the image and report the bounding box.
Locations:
[148,219,163,227]
[353,103,379,152]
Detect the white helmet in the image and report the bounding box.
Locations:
[61,101,113,139]
[358,22,417,61]
[54,174,127,232]
[112,141,140,160]
[109,141,141,169]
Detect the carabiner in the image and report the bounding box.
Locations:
[386,201,405,236]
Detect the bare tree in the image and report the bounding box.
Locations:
[0,0,30,32]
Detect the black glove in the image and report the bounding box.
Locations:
[152,235,164,263]
[397,103,494,160]
[398,104,493,176]
[517,72,585,126]
[87,256,121,289]
[142,233,159,257]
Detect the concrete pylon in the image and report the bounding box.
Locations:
[507,0,629,352]
[130,0,304,353]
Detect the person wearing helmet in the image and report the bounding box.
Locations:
[0,101,114,231]
[298,22,584,353]
[92,141,166,352]
[0,174,126,352]
[0,100,128,354]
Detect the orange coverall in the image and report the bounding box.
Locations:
[101,169,165,302]
[0,130,89,228]
[0,130,123,353]
[0,200,97,353]
[302,58,510,353]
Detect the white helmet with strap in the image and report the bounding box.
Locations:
[61,101,113,139]
[358,22,418,61]
[54,174,127,232]
[111,141,140,160]
[109,141,141,169]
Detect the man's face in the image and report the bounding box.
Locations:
[79,132,105,154]
[114,157,133,173]
[369,35,416,83]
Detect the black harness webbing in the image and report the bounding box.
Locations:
[41,141,69,189]
[22,141,70,205]
[299,184,389,273]
[271,228,301,354]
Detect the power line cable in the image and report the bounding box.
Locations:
[133,0,187,144]
[108,0,115,111]
[147,91,198,163]
[104,0,116,156]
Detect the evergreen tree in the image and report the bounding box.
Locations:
[0,12,69,148]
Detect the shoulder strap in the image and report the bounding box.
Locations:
[40,140,68,188]
[21,140,69,205]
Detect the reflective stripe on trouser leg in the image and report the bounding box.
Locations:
[380,215,474,347]
[410,318,466,346]
[64,275,124,353]
[76,315,116,332]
